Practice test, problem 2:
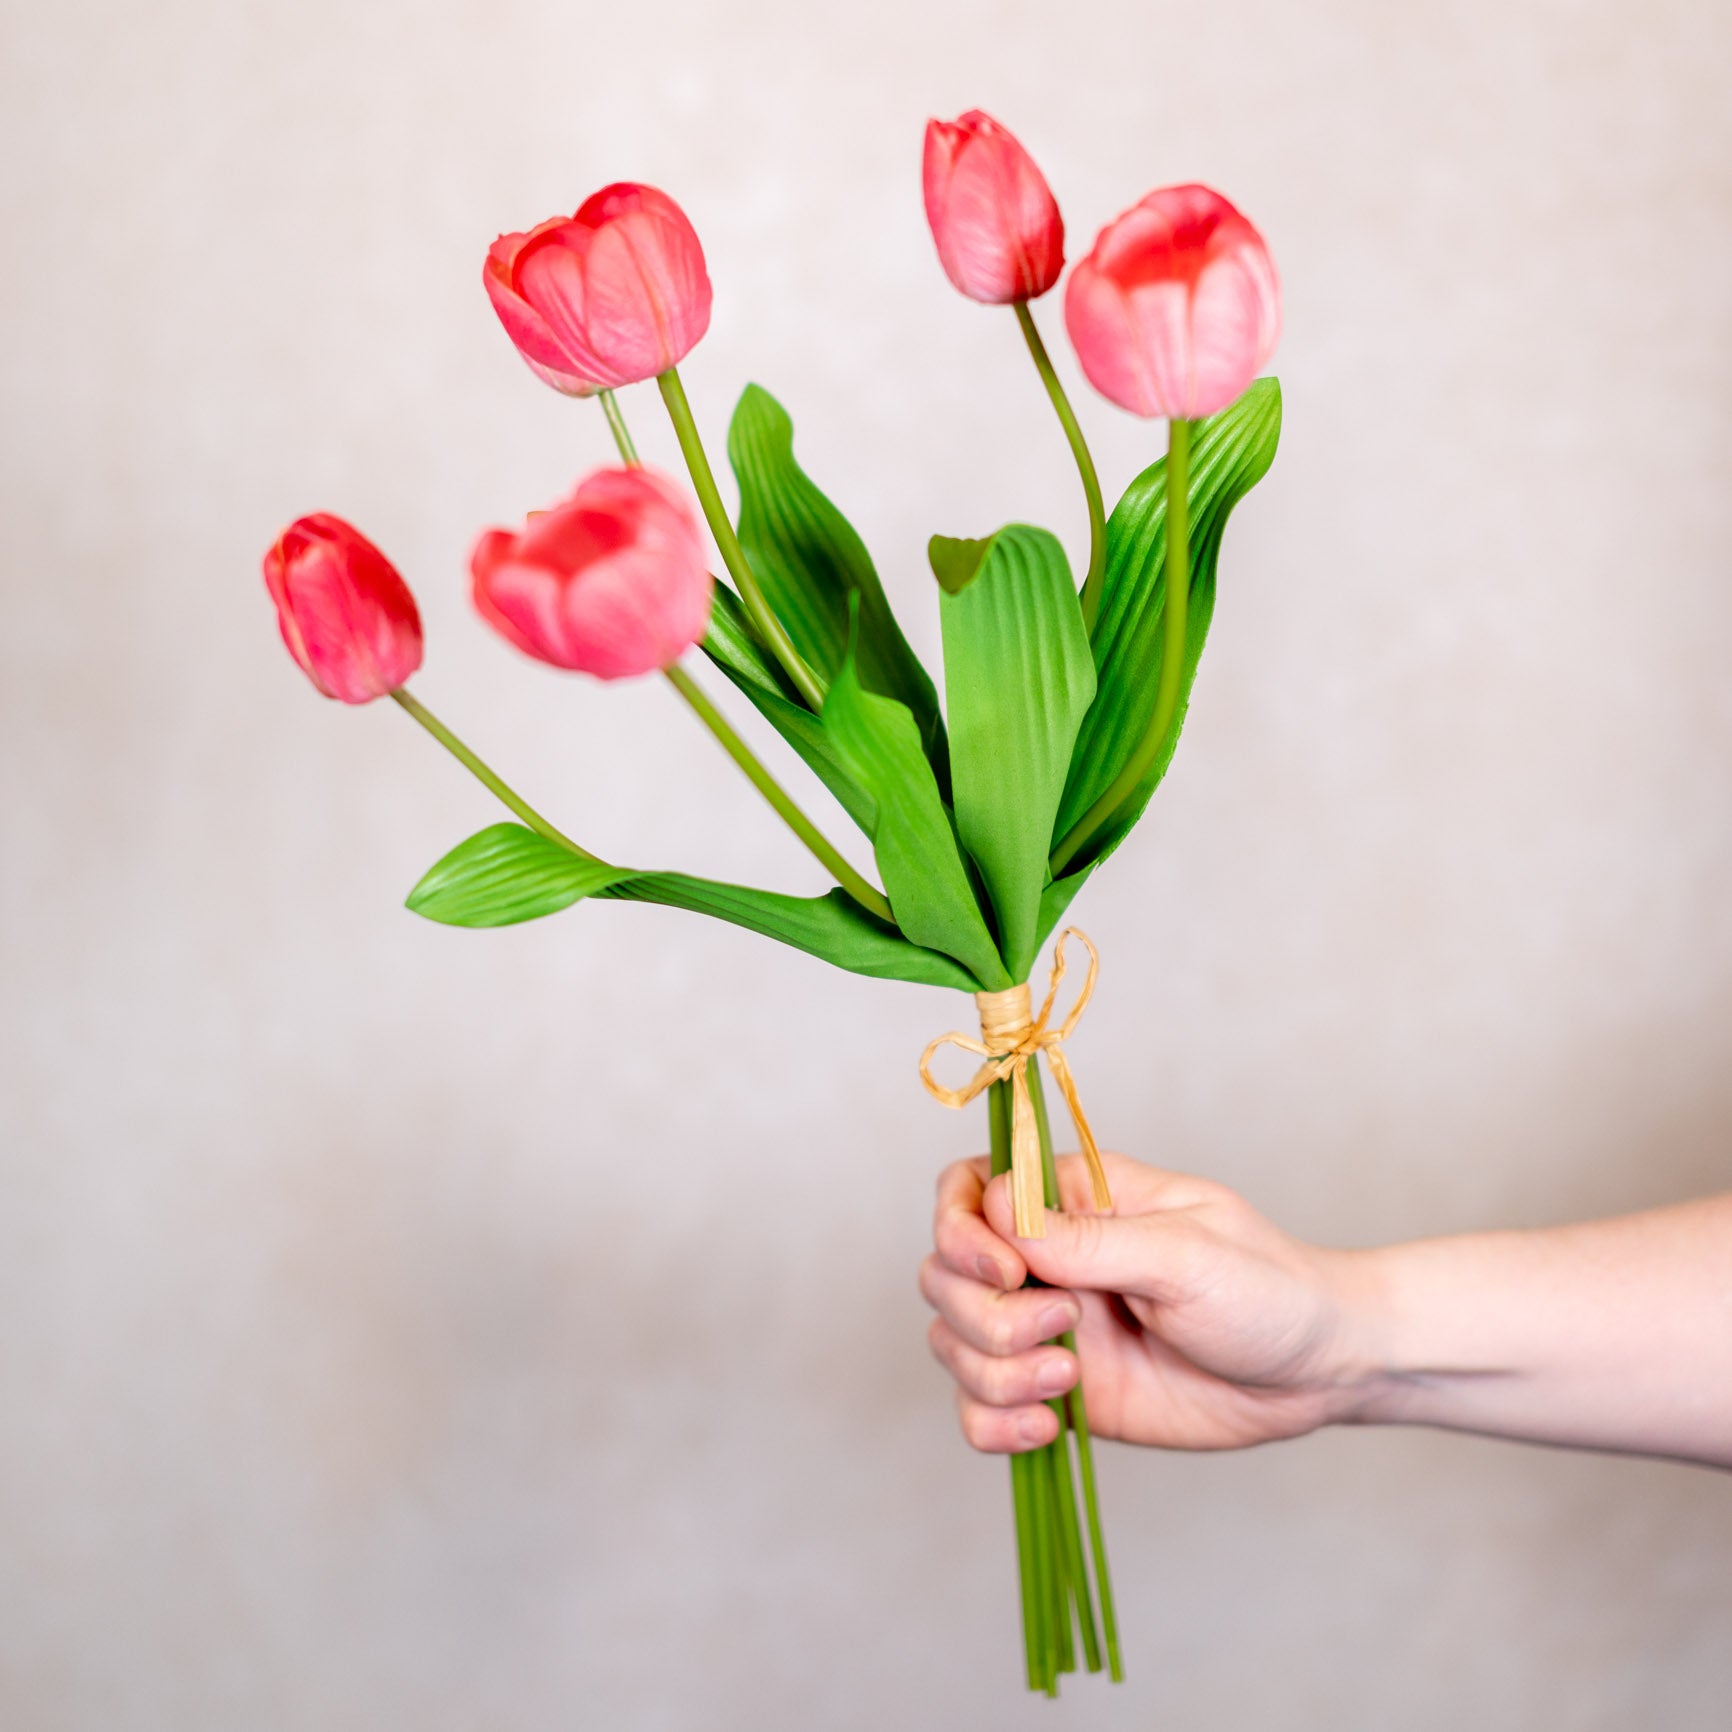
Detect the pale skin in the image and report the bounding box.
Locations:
[920,1150,1732,1469]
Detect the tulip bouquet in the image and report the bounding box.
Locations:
[264,111,1282,1695]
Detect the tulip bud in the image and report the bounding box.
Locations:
[922,110,1064,305]
[470,468,712,680]
[263,514,424,703]
[483,184,712,394]
[1064,184,1281,421]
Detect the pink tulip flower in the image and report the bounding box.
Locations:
[923,110,1064,304]
[470,468,712,680]
[483,184,712,394]
[1064,184,1280,420]
[263,514,424,704]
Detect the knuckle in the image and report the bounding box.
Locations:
[931,1207,971,1260]
[1193,1181,1242,1219]
[934,1157,971,1201]
[982,1355,1024,1405]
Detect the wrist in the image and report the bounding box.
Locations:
[1320,1233,1538,1431]
[1308,1244,1414,1426]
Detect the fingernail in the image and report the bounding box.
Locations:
[976,1254,1009,1289]
[1017,1411,1050,1445]
[1037,1356,1075,1396]
[1037,1302,1078,1339]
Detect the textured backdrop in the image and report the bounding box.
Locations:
[3,1,1730,1726]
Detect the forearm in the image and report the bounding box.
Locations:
[1340,1195,1732,1467]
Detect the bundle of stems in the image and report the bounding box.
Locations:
[992,1064,1122,1692]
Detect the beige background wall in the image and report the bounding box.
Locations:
[4,0,1730,1725]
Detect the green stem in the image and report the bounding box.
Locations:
[1049,415,1193,876]
[599,389,639,466]
[1015,302,1108,632]
[389,688,603,863]
[1028,1062,1124,1685]
[1025,1059,1094,1669]
[656,367,826,712]
[1027,1379,1056,1693]
[1049,1404,1098,1672]
[1029,1065,1104,1676]
[1046,1438,1077,1676]
[661,663,891,923]
[988,1071,1013,1182]
[992,1079,1043,1690]
[1066,1360,1122,1682]
[1009,1452,1042,1692]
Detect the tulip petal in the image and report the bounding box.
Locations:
[483,235,591,386]
[1181,253,1270,418]
[513,235,615,387]
[577,220,679,383]
[1067,263,1159,417]
[557,545,700,679]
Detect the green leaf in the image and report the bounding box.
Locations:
[599,878,979,989]
[728,383,949,792]
[407,823,629,926]
[940,524,1096,982]
[1052,378,1283,877]
[407,822,978,990]
[821,646,1008,988]
[701,583,876,833]
[1034,861,1097,953]
[928,534,992,595]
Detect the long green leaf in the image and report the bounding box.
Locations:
[1051,379,1283,879]
[598,876,976,988]
[822,648,1007,989]
[728,383,949,792]
[938,524,1096,982]
[406,822,978,990]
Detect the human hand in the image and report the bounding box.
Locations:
[919,1150,1381,1453]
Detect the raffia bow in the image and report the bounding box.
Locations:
[919,927,1113,1239]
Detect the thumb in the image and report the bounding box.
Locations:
[982,1172,1193,1303]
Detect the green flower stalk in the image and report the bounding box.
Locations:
[1015,303,1108,630]
[658,366,826,712]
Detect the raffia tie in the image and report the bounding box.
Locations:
[918,927,1113,1240]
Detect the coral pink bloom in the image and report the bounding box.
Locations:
[263,514,424,703]
[1064,184,1280,420]
[471,468,711,680]
[483,184,712,394]
[923,110,1064,304]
